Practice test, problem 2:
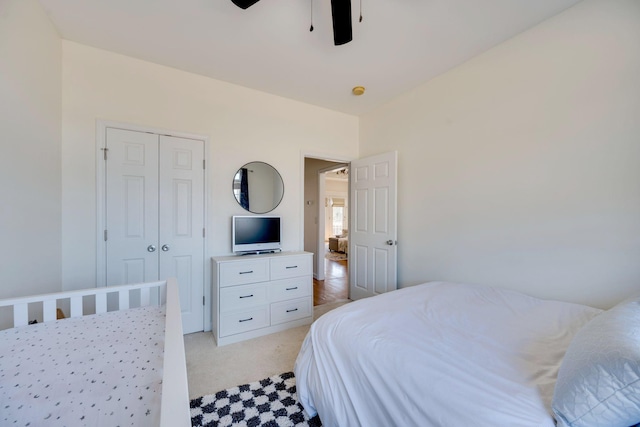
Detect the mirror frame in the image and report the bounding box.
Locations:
[232,161,284,214]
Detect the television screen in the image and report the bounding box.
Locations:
[232,216,281,254]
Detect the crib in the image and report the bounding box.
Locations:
[0,278,190,427]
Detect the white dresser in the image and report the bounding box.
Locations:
[211,251,313,346]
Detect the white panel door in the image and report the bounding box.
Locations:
[105,128,160,285]
[105,129,205,333]
[349,151,398,300]
[158,135,205,334]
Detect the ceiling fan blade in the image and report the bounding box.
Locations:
[231,0,260,9]
[331,0,353,45]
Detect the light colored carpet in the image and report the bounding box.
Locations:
[184,300,350,399]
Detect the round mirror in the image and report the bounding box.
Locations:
[233,161,284,214]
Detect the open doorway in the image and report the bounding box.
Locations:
[303,157,349,306]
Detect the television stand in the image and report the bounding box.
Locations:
[211,251,312,346]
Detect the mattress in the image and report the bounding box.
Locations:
[294,281,602,427]
[0,305,166,426]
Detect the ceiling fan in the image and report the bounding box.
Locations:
[231,0,354,46]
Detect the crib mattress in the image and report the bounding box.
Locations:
[0,305,165,426]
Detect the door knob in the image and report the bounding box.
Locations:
[386,240,397,246]
[161,244,170,252]
[147,245,156,252]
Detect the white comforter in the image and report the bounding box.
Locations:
[294,281,601,427]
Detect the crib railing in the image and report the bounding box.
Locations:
[0,280,166,328]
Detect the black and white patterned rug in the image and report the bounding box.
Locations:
[190,372,322,427]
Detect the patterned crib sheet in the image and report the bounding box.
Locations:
[0,305,166,426]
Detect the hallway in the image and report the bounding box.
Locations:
[313,258,349,306]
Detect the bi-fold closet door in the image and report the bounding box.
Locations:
[104,127,205,333]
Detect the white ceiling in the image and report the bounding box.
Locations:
[38,0,581,115]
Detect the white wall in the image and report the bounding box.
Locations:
[0,0,62,298]
[4,0,636,312]
[61,41,359,290]
[360,0,640,308]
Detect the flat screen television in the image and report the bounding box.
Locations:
[232,215,282,254]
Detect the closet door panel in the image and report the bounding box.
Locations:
[159,135,205,334]
[104,129,206,333]
[105,128,159,286]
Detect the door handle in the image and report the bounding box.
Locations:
[386,240,397,246]
[161,244,170,252]
[147,245,156,252]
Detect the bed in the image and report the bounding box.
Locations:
[0,278,190,427]
[294,281,640,427]
[328,236,348,254]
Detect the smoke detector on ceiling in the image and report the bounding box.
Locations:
[352,86,365,96]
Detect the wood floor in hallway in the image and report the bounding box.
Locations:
[314,258,348,306]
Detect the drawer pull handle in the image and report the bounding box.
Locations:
[239,317,253,323]
[286,308,299,313]
[285,265,298,269]
[239,294,254,299]
[239,270,254,275]
[285,287,298,291]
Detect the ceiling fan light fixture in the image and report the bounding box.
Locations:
[352,86,365,96]
[231,0,358,45]
[331,0,353,45]
[231,0,260,9]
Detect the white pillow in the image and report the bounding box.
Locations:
[552,295,640,427]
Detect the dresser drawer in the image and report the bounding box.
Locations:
[220,306,270,337]
[271,297,312,325]
[270,277,311,303]
[219,259,269,287]
[220,283,269,313]
[270,255,312,280]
